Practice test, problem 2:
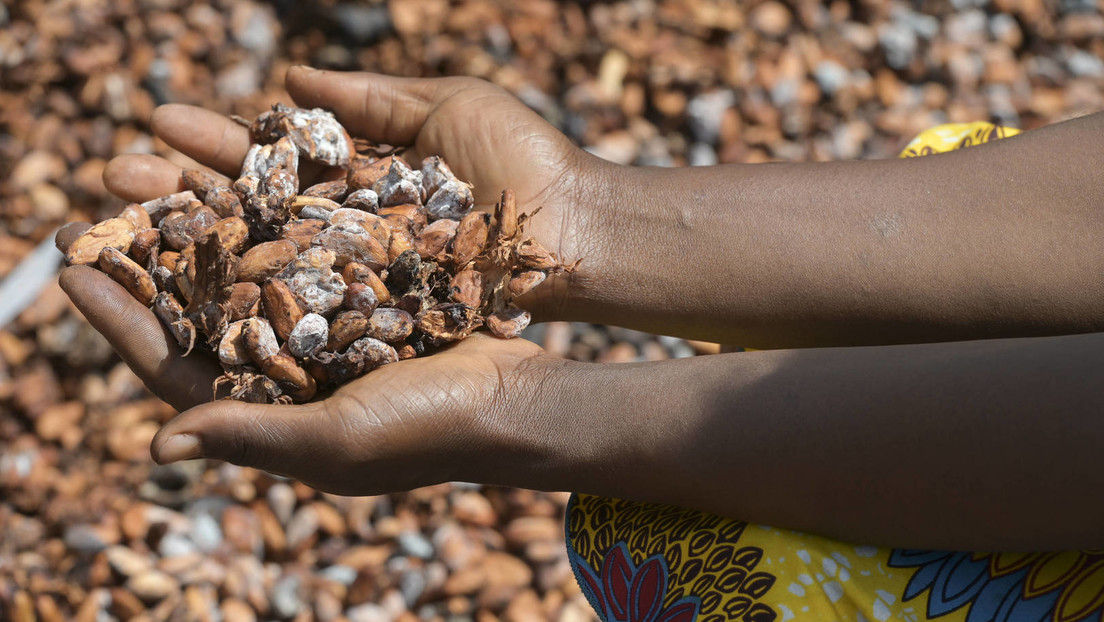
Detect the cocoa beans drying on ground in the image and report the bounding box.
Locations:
[64,105,572,404]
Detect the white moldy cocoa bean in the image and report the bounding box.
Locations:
[344,282,379,316]
[240,137,299,180]
[342,189,379,212]
[288,314,329,359]
[241,318,280,363]
[250,104,352,168]
[366,308,414,343]
[424,179,474,221]
[298,205,333,223]
[218,320,251,366]
[372,160,424,207]
[420,156,456,198]
[276,248,347,315]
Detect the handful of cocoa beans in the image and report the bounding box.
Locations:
[64,104,571,404]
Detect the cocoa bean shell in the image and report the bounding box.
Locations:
[342,262,391,304]
[288,314,329,359]
[130,228,160,268]
[181,169,231,200]
[507,270,547,298]
[206,186,244,219]
[311,227,388,271]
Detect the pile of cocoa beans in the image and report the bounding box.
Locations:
[63,105,570,404]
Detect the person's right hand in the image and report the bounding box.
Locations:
[102,66,617,321]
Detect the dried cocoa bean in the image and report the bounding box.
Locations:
[151,265,176,296]
[241,137,299,181]
[141,191,197,226]
[342,189,379,213]
[290,196,341,216]
[205,186,245,219]
[120,203,152,230]
[203,217,249,255]
[276,248,347,315]
[130,229,160,268]
[396,344,417,360]
[486,308,531,339]
[153,292,197,354]
[449,269,484,309]
[65,217,136,266]
[420,156,456,198]
[261,279,304,342]
[158,250,180,272]
[311,225,388,270]
[227,282,261,321]
[262,351,317,402]
[379,204,427,233]
[160,205,220,251]
[173,259,194,303]
[415,304,482,345]
[236,240,298,284]
[302,180,349,202]
[414,219,459,262]
[329,209,391,249]
[372,159,424,207]
[181,169,231,200]
[342,263,390,304]
[250,104,352,168]
[327,311,369,351]
[347,155,394,192]
[344,283,379,316]
[451,212,490,265]
[424,179,474,221]
[218,320,251,366]
[507,270,547,298]
[279,219,325,253]
[388,229,416,264]
[366,308,414,343]
[98,247,156,306]
[288,314,329,359]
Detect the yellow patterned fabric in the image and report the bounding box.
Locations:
[565,123,1104,622]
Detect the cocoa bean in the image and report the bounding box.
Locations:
[507,270,547,298]
[280,219,326,253]
[141,191,197,226]
[181,169,231,200]
[119,203,152,230]
[250,104,352,168]
[342,189,379,213]
[290,195,341,216]
[98,247,156,305]
[326,311,369,351]
[416,303,483,344]
[486,308,531,339]
[160,205,220,251]
[366,308,414,343]
[153,292,196,354]
[425,179,474,221]
[414,219,459,262]
[227,283,261,321]
[452,212,490,265]
[276,248,347,316]
[203,217,249,255]
[329,209,391,248]
[130,228,160,268]
[302,179,349,202]
[261,279,304,342]
[388,229,416,264]
[65,218,136,266]
[236,240,298,283]
[342,262,390,304]
[378,204,427,232]
[514,238,559,271]
[346,155,394,192]
[218,320,251,366]
[344,283,379,316]
[207,186,245,219]
[151,265,176,297]
[158,250,181,272]
[449,269,484,309]
[288,314,329,359]
[311,225,388,270]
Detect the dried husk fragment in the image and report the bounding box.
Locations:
[184,233,237,346]
[415,303,483,345]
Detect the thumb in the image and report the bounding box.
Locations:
[285,66,485,147]
[151,399,333,477]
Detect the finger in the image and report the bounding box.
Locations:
[151,399,327,476]
[285,66,475,147]
[59,266,220,410]
[150,104,252,177]
[55,222,91,254]
[103,154,184,203]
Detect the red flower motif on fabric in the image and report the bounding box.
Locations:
[572,542,701,622]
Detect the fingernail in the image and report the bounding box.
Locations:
[156,434,202,464]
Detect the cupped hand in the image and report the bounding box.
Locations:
[102,65,615,318]
[55,66,609,493]
[56,232,556,495]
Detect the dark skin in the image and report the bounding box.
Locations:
[58,66,1104,551]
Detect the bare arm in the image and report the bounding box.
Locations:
[550,113,1104,347]
[490,331,1104,551]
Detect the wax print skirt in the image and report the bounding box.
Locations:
[565,122,1104,622]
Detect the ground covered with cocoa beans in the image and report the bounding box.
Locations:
[2,0,1102,620]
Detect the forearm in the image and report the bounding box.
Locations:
[553,113,1104,348]
[493,332,1104,551]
